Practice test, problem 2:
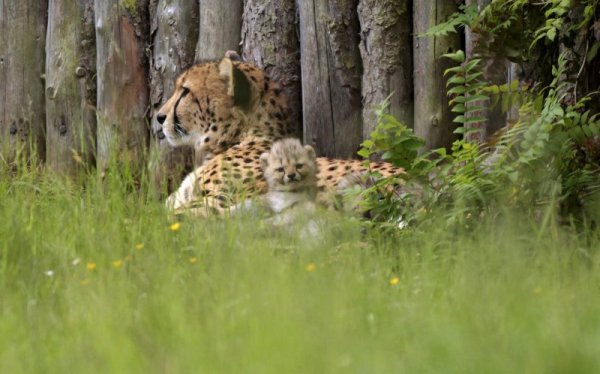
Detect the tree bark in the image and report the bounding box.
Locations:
[297,0,363,158]
[241,0,302,137]
[0,1,48,163]
[148,0,198,195]
[45,0,96,176]
[413,0,460,150]
[195,0,243,62]
[358,0,413,138]
[94,0,150,173]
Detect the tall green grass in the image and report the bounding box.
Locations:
[1,166,600,373]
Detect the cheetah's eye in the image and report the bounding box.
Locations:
[276,167,285,173]
[296,163,304,169]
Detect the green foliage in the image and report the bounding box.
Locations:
[356,51,600,230]
[443,50,489,137]
[357,99,425,172]
[347,0,599,231]
[422,4,480,37]
[4,164,600,372]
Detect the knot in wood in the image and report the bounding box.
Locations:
[75,66,87,78]
[59,121,68,136]
[46,86,55,99]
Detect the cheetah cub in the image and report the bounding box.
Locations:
[235,138,318,226]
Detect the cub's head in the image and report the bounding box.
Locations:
[260,138,317,192]
[156,56,257,153]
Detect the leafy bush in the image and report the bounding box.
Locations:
[357,49,600,231]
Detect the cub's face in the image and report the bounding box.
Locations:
[261,138,317,192]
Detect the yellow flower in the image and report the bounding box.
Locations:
[169,222,181,232]
[135,243,144,250]
[389,276,400,286]
[189,257,198,264]
[112,260,123,268]
[86,262,97,271]
[305,263,316,272]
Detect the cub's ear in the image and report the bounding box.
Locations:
[218,57,252,110]
[259,152,270,171]
[304,144,316,160]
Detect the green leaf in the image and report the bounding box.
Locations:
[448,86,466,95]
[443,50,466,63]
[587,42,600,63]
[451,104,466,113]
[464,116,487,124]
[447,75,466,85]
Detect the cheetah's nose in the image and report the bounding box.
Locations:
[287,173,297,181]
[156,113,167,125]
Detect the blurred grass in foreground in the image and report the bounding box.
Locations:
[1,166,599,373]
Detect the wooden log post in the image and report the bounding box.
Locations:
[0,1,48,163]
[148,0,198,195]
[465,0,506,142]
[94,0,150,173]
[413,0,461,150]
[241,0,302,137]
[297,0,363,158]
[45,0,96,176]
[358,0,413,138]
[195,0,243,62]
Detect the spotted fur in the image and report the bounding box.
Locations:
[160,55,403,216]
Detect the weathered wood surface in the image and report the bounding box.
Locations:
[195,0,243,62]
[94,0,150,172]
[413,0,460,150]
[358,0,413,137]
[0,1,48,162]
[241,0,302,137]
[148,0,198,194]
[297,0,363,158]
[45,0,96,175]
[465,0,506,142]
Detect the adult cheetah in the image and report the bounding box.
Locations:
[156,54,402,216]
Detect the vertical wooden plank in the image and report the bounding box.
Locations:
[94,0,150,173]
[358,0,413,137]
[297,0,363,158]
[241,0,302,137]
[413,0,461,150]
[195,0,243,62]
[465,0,505,142]
[45,0,96,175]
[148,0,198,195]
[0,1,48,163]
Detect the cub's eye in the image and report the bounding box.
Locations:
[295,163,304,169]
[276,167,285,173]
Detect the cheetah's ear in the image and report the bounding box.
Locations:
[304,145,316,161]
[259,152,270,171]
[218,57,252,110]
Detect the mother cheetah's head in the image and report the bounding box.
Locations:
[156,56,257,153]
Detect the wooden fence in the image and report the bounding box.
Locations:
[0,0,506,185]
